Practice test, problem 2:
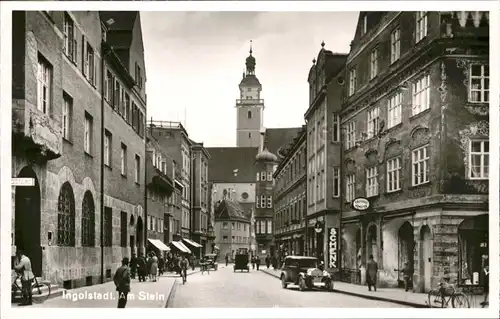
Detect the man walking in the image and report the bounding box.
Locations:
[130,253,138,279]
[14,247,35,306]
[255,256,261,271]
[225,253,229,267]
[265,255,271,269]
[179,255,189,283]
[366,254,378,292]
[114,257,131,308]
[137,253,147,282]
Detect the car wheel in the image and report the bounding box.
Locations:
[298,277,306,291]
[325,279,334,291]
[281,275,288,289]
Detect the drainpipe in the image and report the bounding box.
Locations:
[338,124,344,280]
[144,119,152,254]
[99,42,106,285]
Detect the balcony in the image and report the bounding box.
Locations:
[12,100,62,162]
[146,161,174,195]
[236,99,264,105]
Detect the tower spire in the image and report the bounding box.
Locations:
[245,40,256,75]
[249,40,253,55]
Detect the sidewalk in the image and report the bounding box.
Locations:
[260,268,486,308]
[31,274,177,308]
[161,268,200,278]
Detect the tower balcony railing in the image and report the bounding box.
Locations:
[236,99,264,104]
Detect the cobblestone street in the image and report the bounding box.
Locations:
[167,264,409,308]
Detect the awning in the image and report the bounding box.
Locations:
[214,246,220,250]
[148,238,170,251]
[182,238,202,248]
[170,241,192,254]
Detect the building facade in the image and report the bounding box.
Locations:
[12,11,147,288]
[145,130,175,253]
[254,132,278,261]
[214,200,252,260]
[339,11,489,292]
[273,127,307,258]
[148,121,192,241]
[190,142,211,257]
[304,44,347,266]
[236,43,264,148]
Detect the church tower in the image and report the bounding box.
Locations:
[236,41,264,147]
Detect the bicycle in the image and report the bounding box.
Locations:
[11,273,51,303]
[427,283,470,308]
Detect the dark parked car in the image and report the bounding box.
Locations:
[280,256,333,291]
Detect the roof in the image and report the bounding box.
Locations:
[255,149,278,162]
[215,200,250,222]
[239,74,261,87]
[264,127,303,159]
[207,147,258,183]
[100,12,138,31]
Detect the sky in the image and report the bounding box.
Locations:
[141,11,359,147]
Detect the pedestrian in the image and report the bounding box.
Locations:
[13,247,35,306]
[255,256,261,271]
[158,255,165,276]
[397,262,413,292]
[130,253,138,279]
[150,252,158,282]
[366,254,378,292]
[272,256,277,270]
[225,254,229,266]
[190,254,196,271]
[179,255,189,282]
[137,253,147,282]
[480,260,489,307]
[113,257,131,308]
[251,256,256,270]
[265,255,271,269]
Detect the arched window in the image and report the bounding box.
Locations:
[247,110,252,119]
[82,191,95,247]
[58,182,75,246]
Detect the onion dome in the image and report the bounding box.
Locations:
[255,148,278,162]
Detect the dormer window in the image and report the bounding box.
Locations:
[362,15,368,35]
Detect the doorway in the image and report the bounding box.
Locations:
[136,216,144,255]
[15,166,42,277]
[398,221,415,288]
[130,236,135,257]
[367,225,378,262]
[420,225,433,291]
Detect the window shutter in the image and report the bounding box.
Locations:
[72,38,77,62]
[93,56,98,86]
[82,35,87,77]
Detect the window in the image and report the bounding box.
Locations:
[86,44,95,85]
[388,92,402,128]
[37,55,52,114]
[81,191,95,247]
[366,167,379,197]
[232,222,235,230]
[84,112,93,155]
[469,64,489,103]
[261,172,266,181]
[469,140,489,179]
[256,172,260,181]
[106,71,113,103]
[256,198,260,208]
[362,15,368,35]
[104,130,112,167]
[135,63,143,88]
[248,110,252,119]
[114,80,121,110]
[387,157,402,192]
[349,68,357,96]
[135,155,140,184]
[332,114,340,142]
[267,195,272,208]
[260,195,266,208]
[346,174,356,202]
[58,182,75,246]
[62,93,72,140]
[223,222,228,229]
[267,220,272,234]
[63,13,76,62]
[412,145,429,186]
[415,12,428,43]
[333,167,340,197]
[124,93,131,123]
[121,144,127,176]
[223,236,228,242]
[120,211,127,247]
[370,48,378,79]
[103,207,112,247]
[248,132,251,139]
[367,107,379,138]
[267,172,273,181]
[345,121,356,149]
[412,74,430,115]
[390,28,401,64]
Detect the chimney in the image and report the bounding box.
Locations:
[259,128,266,153]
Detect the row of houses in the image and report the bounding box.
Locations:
[11,11,213,289]
[272,11,489,293]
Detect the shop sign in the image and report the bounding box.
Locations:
[314,221,323,233]
[352,197,370,211]
[328,227,339,269]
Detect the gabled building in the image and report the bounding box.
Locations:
[339,11,489,292]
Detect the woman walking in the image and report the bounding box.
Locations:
[150,253,159,282]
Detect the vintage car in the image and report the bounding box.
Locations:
[280,256,334,291]
[202,253,218,271]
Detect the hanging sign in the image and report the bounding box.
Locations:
[12,178,35,186]
[351,197,370,211]
[328,227,339,269]
[314,221,323,233]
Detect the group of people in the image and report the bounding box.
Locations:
[129,251,162,282]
